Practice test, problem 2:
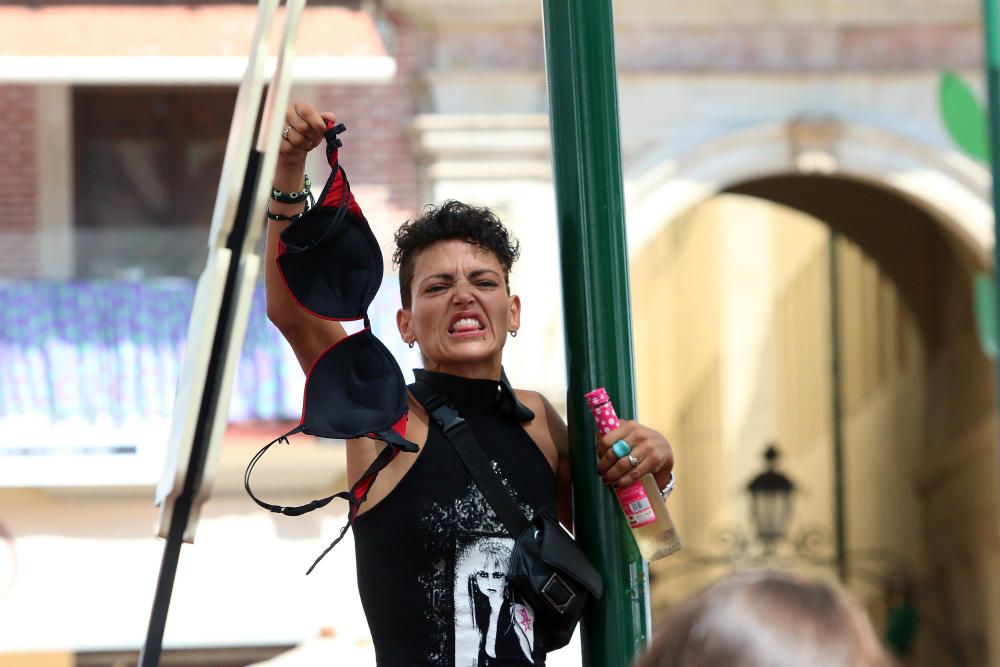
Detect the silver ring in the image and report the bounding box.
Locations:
[282,125,293,140]
[627,454,639,468]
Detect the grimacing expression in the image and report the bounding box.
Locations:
[397,240,520,374]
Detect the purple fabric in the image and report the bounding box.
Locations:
[0,278,419,486]
[0,278,414,428]
[0,280,301,424]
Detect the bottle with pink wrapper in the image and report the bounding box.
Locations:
[585,387,681,561]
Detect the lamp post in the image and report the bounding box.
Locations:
[746,444,795,555]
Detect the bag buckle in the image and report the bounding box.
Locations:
[541,573,576,614]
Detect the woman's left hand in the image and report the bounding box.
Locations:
[596,420,674,489]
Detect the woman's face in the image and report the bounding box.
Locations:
[397,239,520,378]
[475,565,507,601]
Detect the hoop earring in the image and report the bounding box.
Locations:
[408,340,415,349]
[509,331,517,338]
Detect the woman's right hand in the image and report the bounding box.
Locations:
[277,101,337,167]
[265,101,347,374]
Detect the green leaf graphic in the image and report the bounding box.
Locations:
[939,71,989,163]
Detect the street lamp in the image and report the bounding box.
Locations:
[746,444,795,553]
[659,443,927,660]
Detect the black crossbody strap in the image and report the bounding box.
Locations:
[410,380,529,537]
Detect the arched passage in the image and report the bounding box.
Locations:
[628,136,1000,666]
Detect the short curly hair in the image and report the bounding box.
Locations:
[392,200,520,309]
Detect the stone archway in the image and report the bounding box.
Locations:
[626,120,992,268]
[627,123,1000,667]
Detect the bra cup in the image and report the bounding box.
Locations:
[301,330,407,439]
[278,209,384,320]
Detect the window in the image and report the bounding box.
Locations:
[73,86,237,278]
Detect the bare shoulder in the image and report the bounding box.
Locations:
[515,388,573,527]
[405,389,429,426]
[513,388,546,415]
[513,389,569,458]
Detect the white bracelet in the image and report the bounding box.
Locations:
[660,471,675,499]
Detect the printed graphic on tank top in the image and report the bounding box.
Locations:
[353,369,555,667]
[422,468,537,665]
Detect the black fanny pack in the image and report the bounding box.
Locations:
[410,380,603,653]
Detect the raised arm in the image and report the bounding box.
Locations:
[265,101,346,372]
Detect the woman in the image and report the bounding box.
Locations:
[463,539,533,665]
[266,101,676,666]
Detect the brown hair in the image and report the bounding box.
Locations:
[392,200,520,309]
[637,570,892,667]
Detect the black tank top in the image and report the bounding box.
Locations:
[354,369,557,667]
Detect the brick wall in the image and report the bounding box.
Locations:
[431,27,544,70]
[316,15,423,251]
[614,24,981,71]
[424,23,981,72]
[0,86,39,278]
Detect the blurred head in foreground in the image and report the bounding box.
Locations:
[637,570,893,667]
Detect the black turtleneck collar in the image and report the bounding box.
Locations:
[412,368,535,421]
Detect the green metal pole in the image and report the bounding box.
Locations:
[541,1,650,665]
[827,232,848,583]
[982,1,1000,546]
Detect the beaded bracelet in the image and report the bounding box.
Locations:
[265,206,306,224]
[271,175,312,205]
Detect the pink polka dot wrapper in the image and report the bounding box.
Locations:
[585,387,620,435]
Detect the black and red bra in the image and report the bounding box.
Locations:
[245,122,417,573]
